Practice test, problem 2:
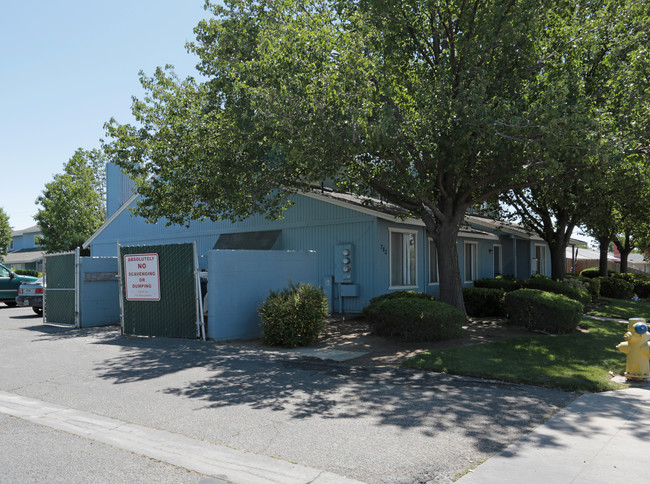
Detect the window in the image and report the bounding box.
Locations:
[390,230,417,287]
[493,245,502,277]
[464,242,477,282]
[535,244,546,275]
[428,239,439,284]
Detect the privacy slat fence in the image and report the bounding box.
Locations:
[44,249,78,326]
[118,242,204,339]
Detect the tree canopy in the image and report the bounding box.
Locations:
[105,0,649,310]
[0,208,11,258]
[35,148,107,254]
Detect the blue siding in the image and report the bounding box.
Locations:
[91,193,379,312]
[516,239,531,278]
[93,179,555,315]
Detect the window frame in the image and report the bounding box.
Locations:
[464,241,478,283]
[428,238,439,285]
[389,228,418,289]
[493,244,502,278]
[535,244,547,276]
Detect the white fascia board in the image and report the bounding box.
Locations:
[458,229,499,241]
[82,193,140,249]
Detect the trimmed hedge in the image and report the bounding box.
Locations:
[363,291,435,317]
[462,287,506,317]
[258,283,329,348]
[522,276,591,305]
[367,290,435,306]
[505,289,583,334]
[613,273,650,299]
[473,277,522,292]
[364,298,464,342]
[12,269,39,277]
[599,276,634,300]
[580,267,616,278]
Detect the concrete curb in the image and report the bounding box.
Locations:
[0,391,365,484]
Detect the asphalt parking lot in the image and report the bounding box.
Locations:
[0,306,577,483]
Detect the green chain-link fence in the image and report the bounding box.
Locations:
[44,251,77,325]
[119,243,200,338]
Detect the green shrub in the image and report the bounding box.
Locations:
[258,283,329,348]
[462,287,506,317]
[522,276,591,305]
[12,269,39,277]
[363,291,435,317]
[562,276,600,301]
[580,267,616,278]
[365,298,464,342]
[473,276,522,292]
[367,290,435,305]
[613,273,650,299]
[505,289,583,334]
[599,276,634,300]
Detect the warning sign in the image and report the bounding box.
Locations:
[124,253,160,301]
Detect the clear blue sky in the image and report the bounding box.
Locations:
[0,0,210,231]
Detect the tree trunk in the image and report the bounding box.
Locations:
[619,250,631,273]
[614,232,633,274]
[421,209,467,315]
[598,237,610,277]
[435,222,466,314]
[549,241,568,280]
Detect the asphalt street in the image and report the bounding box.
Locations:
[0,306,577,483]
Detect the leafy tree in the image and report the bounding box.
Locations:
[499,1,650,280]
[0,208,11,259]
[35,148,107,253]
[104,0,639,311]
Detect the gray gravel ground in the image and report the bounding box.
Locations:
[0,306,577,483]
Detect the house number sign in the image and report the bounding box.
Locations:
[124,253,160,301]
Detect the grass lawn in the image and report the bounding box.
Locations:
[587,297,650,320]
[401,316,629,393]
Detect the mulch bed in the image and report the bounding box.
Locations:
[313,315,535,367]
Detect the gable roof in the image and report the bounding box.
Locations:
[11,225,41,237]
[465,214,585,245]
[87,187,562,248]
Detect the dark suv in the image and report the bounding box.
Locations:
[0,263,39,307]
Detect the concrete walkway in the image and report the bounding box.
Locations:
[0,391,364,484]
[457,385,650,483]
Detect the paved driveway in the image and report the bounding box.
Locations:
[0,306,577,483]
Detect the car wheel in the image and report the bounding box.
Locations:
[33,307,43,316]
[5,301,17,307]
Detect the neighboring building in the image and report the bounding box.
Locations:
[565,246,650,275]
[4,225,44,272]
[84,164,556,313]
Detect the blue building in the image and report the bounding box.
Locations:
[4,225,44,272]
[84,164,555,313]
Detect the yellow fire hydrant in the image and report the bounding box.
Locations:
[616,318,650,380]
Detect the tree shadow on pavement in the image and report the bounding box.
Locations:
[87,334,580,455]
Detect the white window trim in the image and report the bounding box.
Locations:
[534,244,547,276]
[428,238,439,285]
[493,244,502,278]
[464,241,478,283]
[389,228,418,289]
